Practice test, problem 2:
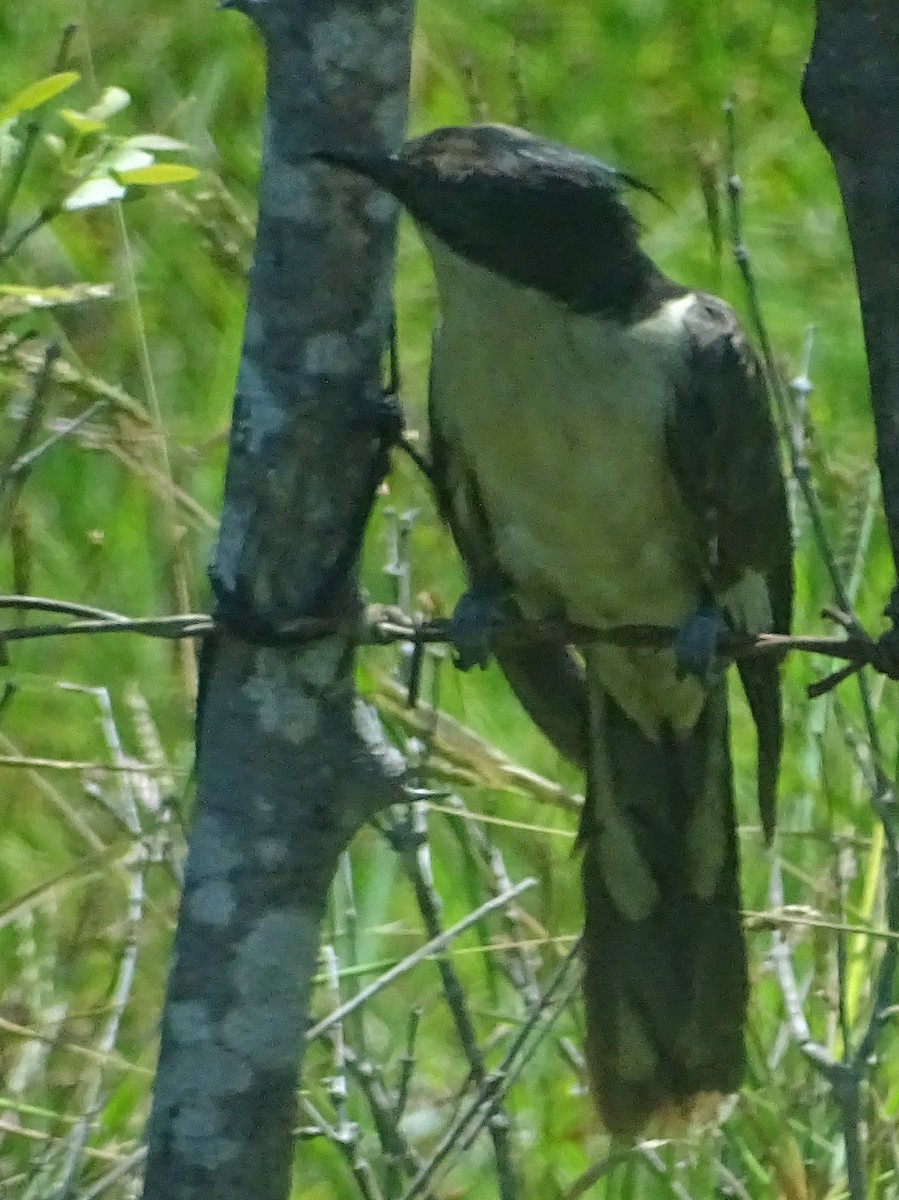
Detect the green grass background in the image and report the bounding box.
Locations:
[1,2,897,1197]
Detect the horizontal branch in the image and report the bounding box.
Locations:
[0,594,897,696]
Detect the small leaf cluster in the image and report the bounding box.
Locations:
[0,69,197,263]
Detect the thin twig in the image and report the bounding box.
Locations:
[4,345,152,425]
[342,1047,427,1193]
[724,98,852,621]
[317,944,406,1200]
[392,1007,421,1125]
[0,343,61,534]
[0,612,213,641]
[0,200,68,266]
[0,753,180,774]
[306,877,535,1042]
[724,98,889,757]
[400,938,582,1200]
[439,792,542,1004]
[300,1097,384,1200]
[4,399,106,480]
[49,847,147,1197]
[43,688,149,1197]
[381,803,519,1200]
[639,1145,696,1200]
[108,191,198,700]
[853,793,899,1073]
[321,944,353,1146]
[768,863,866,1200]
[334,850,369,1064]
[565,1148,636,1200]
[74,1147,147,1200]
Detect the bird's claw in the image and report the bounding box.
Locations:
[674,602,729,683]
[447,587,505,671]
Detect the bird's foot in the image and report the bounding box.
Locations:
[447,586,507,671]
[674,602,729,683]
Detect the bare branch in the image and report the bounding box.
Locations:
[306,877,536,1043]
[380,804,519,1199]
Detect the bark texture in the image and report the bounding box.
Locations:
[141,2,413,1197]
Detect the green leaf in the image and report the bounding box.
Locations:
[53,87,132,136]
[59,108,105,135]
[116,163,199,185]
[0,71,81,124]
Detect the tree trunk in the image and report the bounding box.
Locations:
[803,2,899,610]
[141,2,413,1197]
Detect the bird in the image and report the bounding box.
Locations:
[316,124,793,1136]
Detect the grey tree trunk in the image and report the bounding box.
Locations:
[141,2,414,1198]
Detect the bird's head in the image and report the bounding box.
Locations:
[315,124,658,315]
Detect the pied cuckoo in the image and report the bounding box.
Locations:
[318,124,792,1136]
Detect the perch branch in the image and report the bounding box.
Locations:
[1,594,898,698]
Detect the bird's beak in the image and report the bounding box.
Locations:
[311,147,402,193]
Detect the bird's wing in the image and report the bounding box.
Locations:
[427,334,589,766]
[666,293,793,835]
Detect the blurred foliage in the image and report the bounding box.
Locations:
[0,2,897,1199]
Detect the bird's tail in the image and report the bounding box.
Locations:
[578,676,746,1136]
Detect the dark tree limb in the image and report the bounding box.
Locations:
[802,4,899,613]
[141,2,413,1198]
[798,13,899,1197]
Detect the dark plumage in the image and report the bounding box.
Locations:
[318,124,792,1135]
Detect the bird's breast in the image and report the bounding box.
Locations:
[431,268,699,624]
[429,253,706,734]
